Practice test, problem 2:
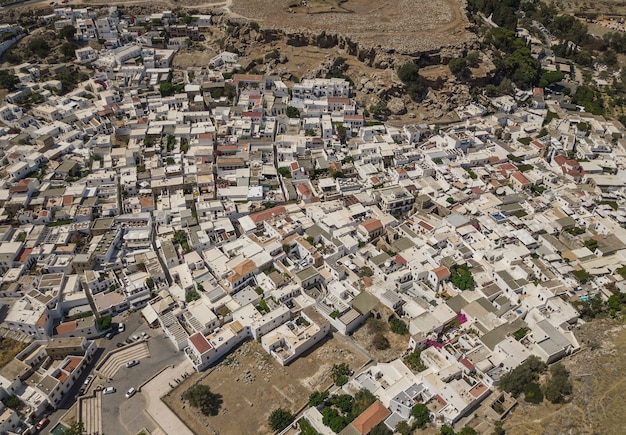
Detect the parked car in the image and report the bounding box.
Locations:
[78,387,85,396]
[126,359,139,368]
[83,375,93,386]
[105,332,114,340]
[118,323,125,333]
[103,387,116,395]
[132,334,140,341]
[35,418,49,431]
[125,387,136,398]
[116,342,125,348]
[125,338,133,344]
[141,331,148,339]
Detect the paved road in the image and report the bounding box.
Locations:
[96,341,150,379]
[101,332,187,435]
[142,360,194,435]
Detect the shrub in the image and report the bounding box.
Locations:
[523,382,544,403]
[389,317,408,335]
[268,408,294,432]
[372,333,389,350]
[411,403,430,429]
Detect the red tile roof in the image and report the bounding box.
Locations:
[189,332,212,354]
[352,401,391,435]
[360,218,382,233]
[250,206,287,224]
[53,321,77,335]
[432,266,451,280]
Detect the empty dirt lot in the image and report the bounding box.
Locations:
[229,0,473,52]
[503,319,626,435]
[164,336,369,435]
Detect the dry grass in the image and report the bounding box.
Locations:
[0,337,28,369]
[163,336,368,435]
[504,320,626,435]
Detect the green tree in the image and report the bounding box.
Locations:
[27,37,50,56]
[3,396,22,409]
[389,317,408,335]
[352,388,377,416]
[60,422,84,435]
[395,421,411,435]
[146,277,155,290]
[398,63,420,83]
[523,382,544,403]
[166,157,175,165]
[186,290,200,302]
[370,422,391,435]
[405,349,427,372]
[299,418,320,435]
[411,403,430,429]
[330,394,354,414]
[449,57,468,75]
[182,384,223,416]
[322,407,350,433]
[286,106,300,118]
[59,25,77,40]
[459,428,477,435]
[450,264,475,290]
[60,42,78,60]
[440,425,456,435]
[96,315,112,331]
[543,363,572,404]
[331,363,350,386]
[309,390,329,407]
[159,82,175,96]
[499,356,546,397]
[0,71,19,91]
[268,408,295,432]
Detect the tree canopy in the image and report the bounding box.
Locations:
[411,403,430,429]
[499,355,546,397]
[182,384,223,416]
[331,363,350,386]
[59,25,77,40]
[268,408,295,432]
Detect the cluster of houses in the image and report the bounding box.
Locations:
[1,5,626,434]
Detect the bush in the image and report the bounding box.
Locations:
[450,264,475,290]
[186,290,200,302]
[299,418,320,435]
[331,363,350,386]
[268,408,294,432]
[308,390,329,407]
[499,356,546,397]
[352,388,377,416]
[398,63,420,83]
[3,396,22,409]
[523,382,544,403]
[543,363,572,403]
[286,106,300,118]
[405,349,427,372]
[411,403,430,429]
[96,315,112,331]
[183,384,223,415]
[389,317,408,335]
[449,57,468,75]
[372,332,389,350]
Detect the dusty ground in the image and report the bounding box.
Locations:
[503,319,626,435]
[163,336,368,435]
[352,310,409,363]
[0,337,27,368]
[229,0,472,53]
